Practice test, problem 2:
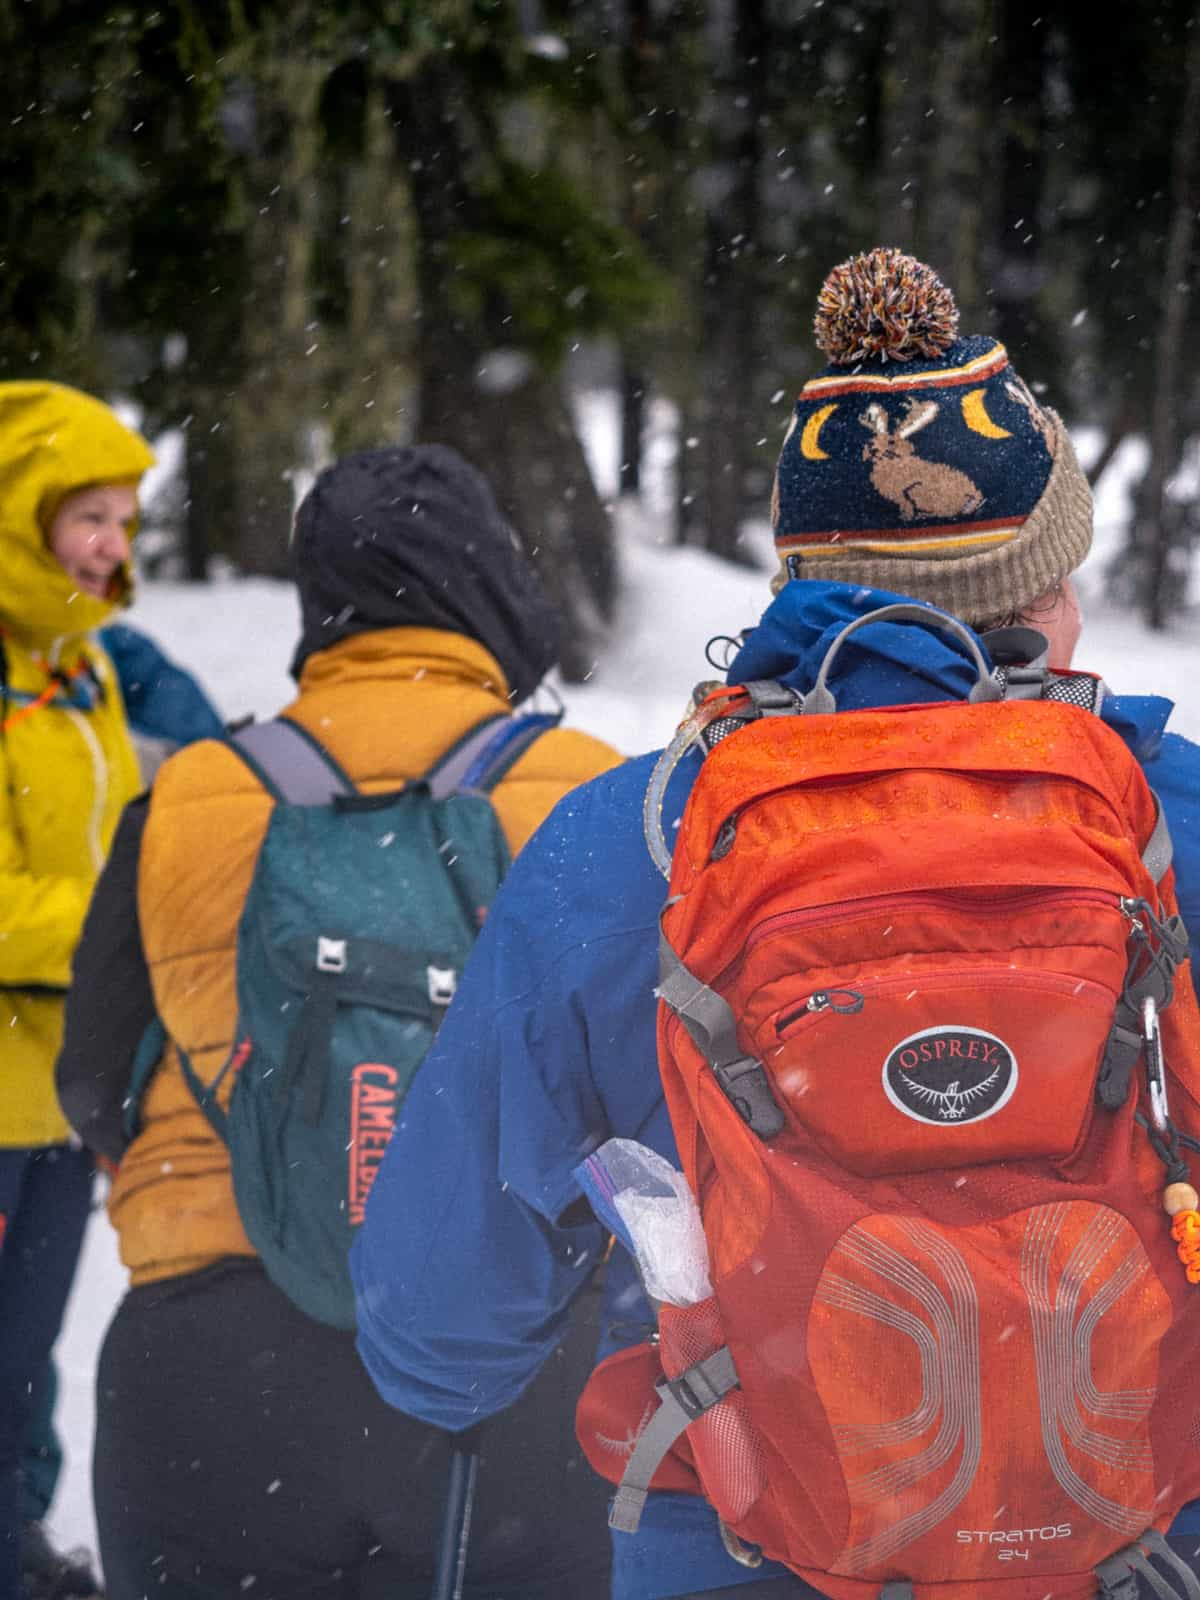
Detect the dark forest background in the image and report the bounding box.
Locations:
[2,0,1196,677]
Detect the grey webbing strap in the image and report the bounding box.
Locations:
[878,1585,915,1599]
[1125,1550,1200,1600]
[1096,1532,1200,1600]
[1144,791,1174,884]
[983,625,1050,702]
[426,716,509,801]
[742,680,803,716]
[659,932,743,1068]
[609,1347,739,1535]
[658,930,785,1138]
[1096,1549,1141,1600]
[1141,1532,1200,1599]
[232,720,355,805]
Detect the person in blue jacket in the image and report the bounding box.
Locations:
[351,249,1200,1600]
[99,621,226,768]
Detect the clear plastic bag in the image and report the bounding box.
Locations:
[575,1138,712,1306]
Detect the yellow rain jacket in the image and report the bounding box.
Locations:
[0,381,153,1146]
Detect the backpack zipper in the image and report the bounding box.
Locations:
[774,963,1119,1039]
[798,988,866,1016]
[717,886,1123,991]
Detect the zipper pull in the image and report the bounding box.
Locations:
[806,988,864,1015]
[711,817,738,861]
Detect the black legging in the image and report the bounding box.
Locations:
[94,1258,612,1600]
[0,1145,93,1598]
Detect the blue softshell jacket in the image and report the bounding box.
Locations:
[99,623,225,746]
[352,580,1200,1600]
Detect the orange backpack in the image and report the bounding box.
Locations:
[577,605,1200,1600]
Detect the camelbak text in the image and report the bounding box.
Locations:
[349,1063,398,1225]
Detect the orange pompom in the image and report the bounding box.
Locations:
[814,247,960,367]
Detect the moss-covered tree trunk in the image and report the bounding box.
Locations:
[386,67,618,684]
[694,0,767,565]
[1141,21,1200,630]
[232,47,325,577]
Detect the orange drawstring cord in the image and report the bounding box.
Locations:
[1,679,63,732]
[0,641,93,734]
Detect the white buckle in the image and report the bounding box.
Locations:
[427,965,457,1006]
[317,937,347,973]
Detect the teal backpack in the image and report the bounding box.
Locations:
[148,710,556,1329]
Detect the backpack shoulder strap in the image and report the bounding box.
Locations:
[425,710,563,800]
[227,716,356,804]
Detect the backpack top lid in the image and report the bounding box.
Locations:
[644,601,1115,881]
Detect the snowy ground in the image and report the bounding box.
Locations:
[51,406,1200,1569]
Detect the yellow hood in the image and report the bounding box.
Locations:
[0,381,155,647]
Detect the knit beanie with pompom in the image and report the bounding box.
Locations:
[770,247,1093,622]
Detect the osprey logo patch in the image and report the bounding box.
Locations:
[883,1026,1017,1126]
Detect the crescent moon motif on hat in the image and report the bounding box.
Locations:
[962,387,1012,439]
[801,403,838,460]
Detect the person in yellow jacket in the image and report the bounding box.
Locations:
[0,381,154,1597]
[57,443,623,1600]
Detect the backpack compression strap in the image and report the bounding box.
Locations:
[1096,1530,1200,1599]
[608,1347,740,1534]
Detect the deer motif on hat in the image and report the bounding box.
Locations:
[860,398,985,522]
[1004,377,1057,457]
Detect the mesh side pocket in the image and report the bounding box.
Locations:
[658,1295,767,1523]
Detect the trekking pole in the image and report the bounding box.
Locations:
[431,1445,479,1600]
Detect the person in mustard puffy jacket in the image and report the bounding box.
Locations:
[0,381,154,1597]
[57,444,623,1600]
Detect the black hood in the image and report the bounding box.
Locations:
[289,444,561,702]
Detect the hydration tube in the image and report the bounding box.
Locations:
[643,690,744,879]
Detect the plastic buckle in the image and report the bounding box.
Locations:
[713,1057,786,1139]
[1144,996,1169,1133]
[427,965,457,1006]
[1094,1552,1140,1600]
[742,680,802,717]
[660,1364,722,1421]
[316,936,347,973]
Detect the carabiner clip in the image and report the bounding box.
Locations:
[1143,995,1170,1134]
[719,1520,763,1569]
